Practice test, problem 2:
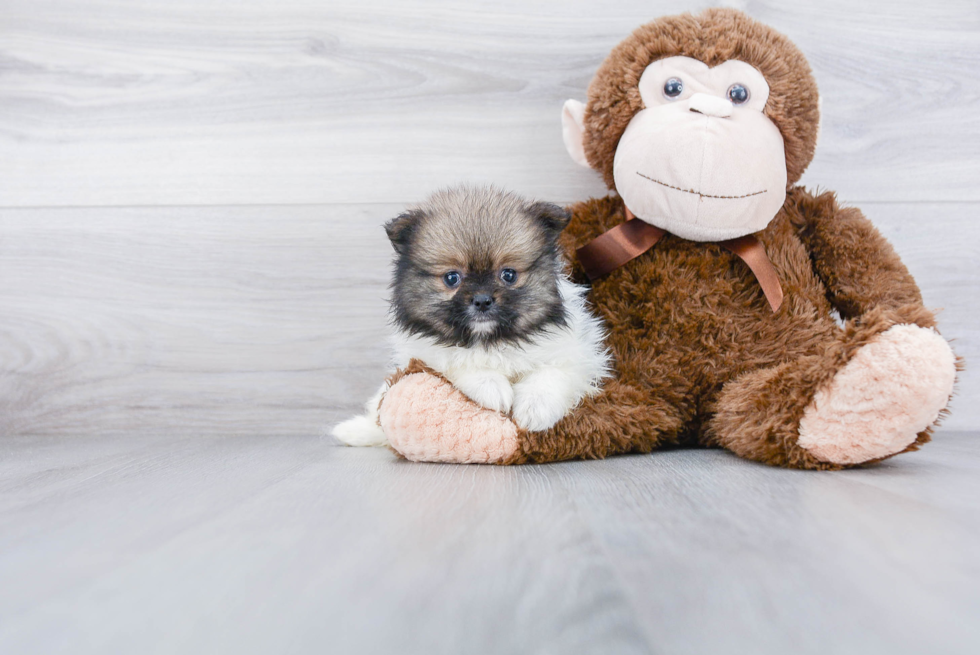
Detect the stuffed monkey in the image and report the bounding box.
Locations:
[376,8,958,470]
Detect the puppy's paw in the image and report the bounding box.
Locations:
[331,415,388,447]
[511,384,571,432]
[452,371,514,414]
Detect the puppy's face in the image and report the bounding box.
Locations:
[385,187,570,347]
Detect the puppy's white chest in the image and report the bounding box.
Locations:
[395,337,541,382]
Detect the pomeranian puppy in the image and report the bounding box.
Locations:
[332,185,611,446]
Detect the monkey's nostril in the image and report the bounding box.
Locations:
[472,294,494,312]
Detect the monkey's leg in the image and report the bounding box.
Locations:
[707,306,957,470]
[378,361,684,465]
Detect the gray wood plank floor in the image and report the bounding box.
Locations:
[1,432,978,655]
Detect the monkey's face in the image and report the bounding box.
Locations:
[614,57,789,241]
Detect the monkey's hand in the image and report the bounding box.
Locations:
[379,360,522,464]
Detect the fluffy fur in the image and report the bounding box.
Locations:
[385,187,573,348]
[582,8,820,190]
[375,9,959,469]
[332,186,612,446]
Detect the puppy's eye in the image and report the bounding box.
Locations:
[442,271,462,288]
[663,77,684,99]
[500,268,518,285]
[727,84,749,104]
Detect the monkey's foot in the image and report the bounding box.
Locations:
[798,324,956,465]
[379,372,520,464]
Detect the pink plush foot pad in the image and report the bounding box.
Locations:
[379,372,520,464]
[798,324,956,465]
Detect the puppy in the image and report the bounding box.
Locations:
[332,185,611,446]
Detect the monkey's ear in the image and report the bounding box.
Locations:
[384,210,424,254]
[814,96,823,150]
[529,202,571,237]
[561,99,590,168]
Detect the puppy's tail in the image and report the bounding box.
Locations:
[331,415,388,447]
[330,383,389,447]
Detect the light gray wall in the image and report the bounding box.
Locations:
[1,0,977,436]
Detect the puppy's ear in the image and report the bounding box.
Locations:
[384,209,424,254]
[529,202,571,237]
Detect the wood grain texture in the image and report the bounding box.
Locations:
[1,432,978,654]
[0,204,395,437]
[1,201,976,438]
[1,3,978,653]
[1,0,978,207]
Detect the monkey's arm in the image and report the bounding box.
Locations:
[785,187,936,327]
[378,363,675,465]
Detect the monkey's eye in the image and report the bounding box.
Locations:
[727,84,749,104]
[499,268,518,285]
[663,77,684,99]
[442,271,462,288]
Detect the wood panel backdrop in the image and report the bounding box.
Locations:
[1,0,978,437]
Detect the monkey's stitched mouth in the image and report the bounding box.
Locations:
[637,172,766,200]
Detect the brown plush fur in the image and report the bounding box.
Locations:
[583,8,820,190]
[501,189,939,469]
[378,8,956,469]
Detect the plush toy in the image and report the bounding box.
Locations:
[376,8,959,469]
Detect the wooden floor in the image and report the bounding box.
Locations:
[2,431,978,654]
[2,1,979,653]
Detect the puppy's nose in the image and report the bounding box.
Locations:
[472,294,494,312]
[688,93,733,118]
